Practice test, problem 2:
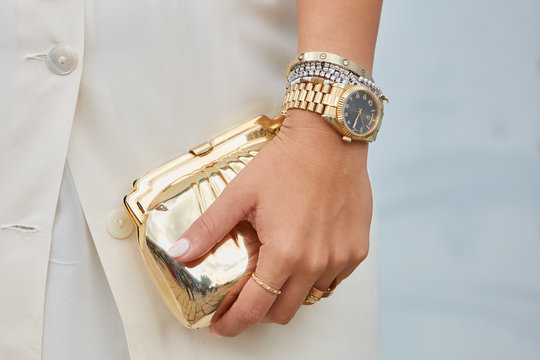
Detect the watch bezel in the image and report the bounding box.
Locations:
[336,85,383,142]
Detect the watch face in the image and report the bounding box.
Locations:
[342,89,379,136]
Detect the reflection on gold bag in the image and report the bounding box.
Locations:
[123,115,283,329]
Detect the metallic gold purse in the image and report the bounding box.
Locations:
[123,115,283,329]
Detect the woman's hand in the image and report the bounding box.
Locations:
[167,109,373,337]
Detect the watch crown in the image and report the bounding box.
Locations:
[342,136,352,143]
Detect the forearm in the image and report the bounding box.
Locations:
[296,0,383,74]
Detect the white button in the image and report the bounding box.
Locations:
[106,209,135,239]
[47,44,78,75]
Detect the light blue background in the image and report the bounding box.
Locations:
[371,1,540,359]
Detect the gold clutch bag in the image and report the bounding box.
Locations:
[123,115,283,329]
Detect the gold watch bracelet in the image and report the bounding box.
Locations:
[281,79,345,121]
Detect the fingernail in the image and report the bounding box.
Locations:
[167,238,190,258]
[209,328,223,338]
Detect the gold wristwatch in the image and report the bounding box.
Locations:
[281,78,384,143]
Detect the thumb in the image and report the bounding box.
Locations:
[166,182,254,262]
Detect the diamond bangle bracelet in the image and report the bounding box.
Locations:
[287,61,388,102]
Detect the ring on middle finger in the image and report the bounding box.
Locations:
[304,292,322,304]
[303,282,338,305]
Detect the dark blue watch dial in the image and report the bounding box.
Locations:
[343,90,378,136]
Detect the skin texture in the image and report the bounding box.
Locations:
[170,0,383,337]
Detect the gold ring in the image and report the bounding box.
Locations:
[251,273,281,295]
[311,286,334,299]
[304,292,322,304]
[303,282,337,305]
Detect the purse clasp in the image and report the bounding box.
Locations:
[189,141,213,156]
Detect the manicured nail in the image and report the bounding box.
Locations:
[209,328,223,338]
[167,238,190,258]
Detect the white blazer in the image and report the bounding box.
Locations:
[0,0,379,359]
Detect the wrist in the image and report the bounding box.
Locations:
[280,109,369,160]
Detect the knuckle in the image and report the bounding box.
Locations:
[302,256,327,275]
[328,250,348,268]
[195,212,215,239]
[351,245,369,265]
[237,306,265,326]
[272,247,302,269]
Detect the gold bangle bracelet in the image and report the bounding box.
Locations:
[285,51,374,82]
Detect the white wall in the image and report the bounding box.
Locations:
[371,1,540,358]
